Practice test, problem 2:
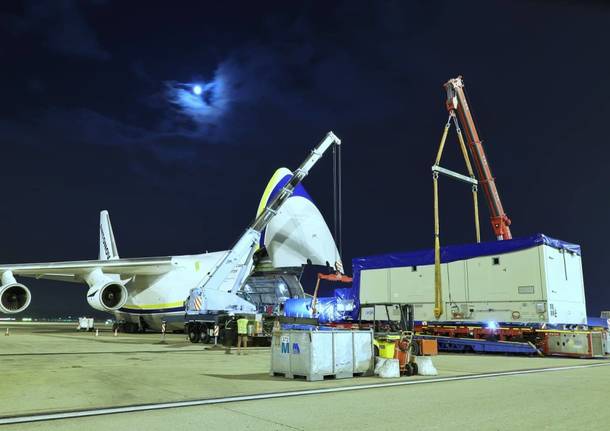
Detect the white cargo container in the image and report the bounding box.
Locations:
[270,329,374,381]
[353,234,587,325]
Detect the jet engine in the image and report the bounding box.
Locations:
[85,269,128,312]
[0,271,32,314]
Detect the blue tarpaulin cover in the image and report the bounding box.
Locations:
[352,233,581,291]
[587,317,609,328]
[280,324,336,331]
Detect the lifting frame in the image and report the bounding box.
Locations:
[432,110,480,319]
[431,76,513,319]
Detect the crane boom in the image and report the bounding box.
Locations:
[185,131,342,316]
[251,131,341,233]
[444,76,512,240]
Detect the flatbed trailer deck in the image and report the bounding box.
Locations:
[416,321,607,358]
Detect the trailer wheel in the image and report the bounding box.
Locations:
[188,325,201,343]
[411,362,418,376]
[404,363,414,376]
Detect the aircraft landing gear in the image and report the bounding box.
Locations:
[112,321,141,333]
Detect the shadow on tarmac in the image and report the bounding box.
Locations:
[200,373,271,381]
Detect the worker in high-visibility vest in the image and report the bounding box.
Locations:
[236,315,249,355]
[272,317,281,333]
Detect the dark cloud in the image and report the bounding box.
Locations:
[526,0,610,6]
[0,106,205,169]
[3,0,109,60]
[160,37,408,142]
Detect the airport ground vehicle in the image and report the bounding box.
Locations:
[184,132,342,343]
[77,317,95,331]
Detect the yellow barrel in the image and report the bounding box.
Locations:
[376,340,396,359]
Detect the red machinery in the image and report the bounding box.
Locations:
[310,272,353,316]
[444,76,512,240]
[432,76,514,318]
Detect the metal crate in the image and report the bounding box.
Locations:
[270,329,374,381]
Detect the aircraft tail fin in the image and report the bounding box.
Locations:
[99,210,119,260]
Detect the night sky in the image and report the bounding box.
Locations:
[1,1,609,318]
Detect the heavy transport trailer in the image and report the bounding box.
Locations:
[416,334,540,355]
[325,308,607,358]
[416,320,541,344]
[328,318,605,358]
[415,320,607,358]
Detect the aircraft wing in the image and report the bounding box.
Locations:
[0,257,174,283]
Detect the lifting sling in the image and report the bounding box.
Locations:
[432,112,480,319]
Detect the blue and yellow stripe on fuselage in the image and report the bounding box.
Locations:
[118,301,185,315]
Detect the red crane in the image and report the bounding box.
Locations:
[444,76,512,240]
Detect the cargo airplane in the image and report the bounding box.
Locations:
[0,167,341,332]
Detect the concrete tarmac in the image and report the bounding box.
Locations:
[1,322,608,430]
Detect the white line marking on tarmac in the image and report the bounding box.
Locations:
[1,361,608,425]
